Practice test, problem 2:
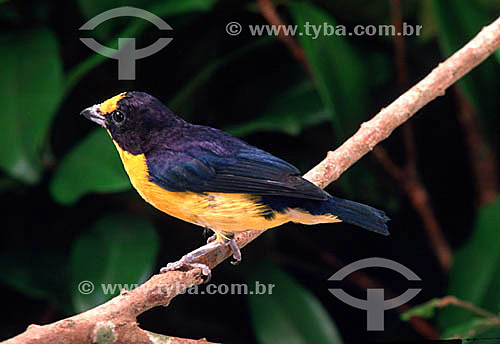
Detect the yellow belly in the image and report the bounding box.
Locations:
[112,139,341,235]
[113,141,292,233]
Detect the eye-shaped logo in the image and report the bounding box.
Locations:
[79,7,173,80]
[328,257,421,331]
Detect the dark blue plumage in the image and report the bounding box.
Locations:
[145,124,329,200]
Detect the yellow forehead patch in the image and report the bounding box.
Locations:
[100,92,126,115]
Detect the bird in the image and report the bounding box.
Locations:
[81,91,389,278]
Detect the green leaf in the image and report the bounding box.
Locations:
[50,129,130,205]
[442,317,498,340]
[247,263,343,344]
[401,298,442,321]
[70,214,159,312]
[438,197,500,331]
[0,29,63,183]
[287,1,368,141]
[227,81,329,137]
[433,0,500,138]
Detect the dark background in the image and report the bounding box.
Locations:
[1,0,500,343]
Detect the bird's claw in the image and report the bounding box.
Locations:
[160,256,212,281]
[226,239,242,265]
[206,234,217,244]
[160,236,241,281]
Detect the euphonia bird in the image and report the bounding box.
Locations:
[81,92,389,277]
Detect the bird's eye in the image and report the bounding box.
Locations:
[112,110,125,123]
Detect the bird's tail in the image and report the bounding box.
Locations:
[325,196,390,235]
[289,195,390,235]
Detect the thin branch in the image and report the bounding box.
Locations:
[256,0,312,75]
[5,15,500,344]
[390,0,417,176]
[454,85,499,206]
[373,147,453,269]
[390,0,410,87]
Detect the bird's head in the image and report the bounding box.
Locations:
[81,91,182,154]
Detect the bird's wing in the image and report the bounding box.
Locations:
[145,144,328,200]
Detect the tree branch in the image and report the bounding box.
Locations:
[5,15,500,344]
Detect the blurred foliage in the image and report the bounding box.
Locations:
[287,0,373,196]
[227,80,330,136]
[247,263,343,344]
[1,0,500,342]
[401,297,443,321]
[433,0,500,138]
[50,129,129,204]
[437,197,500,338]
[399,1,500,340]
[288,1,368,140]
[0,28,63,184]
[66,0,218,92]
[71,214,158,312]
[402,298,500,339]
[401,197,500,339]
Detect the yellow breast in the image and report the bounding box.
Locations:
[111,140,292,233]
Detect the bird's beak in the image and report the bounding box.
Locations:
[81,105,106,127]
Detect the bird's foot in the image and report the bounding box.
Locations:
[209,234,241,264]
[160,241,221,281]
[206,233,241,264]
[206,234,217,244]
[160,236,242,280]
[160,259,212,279]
